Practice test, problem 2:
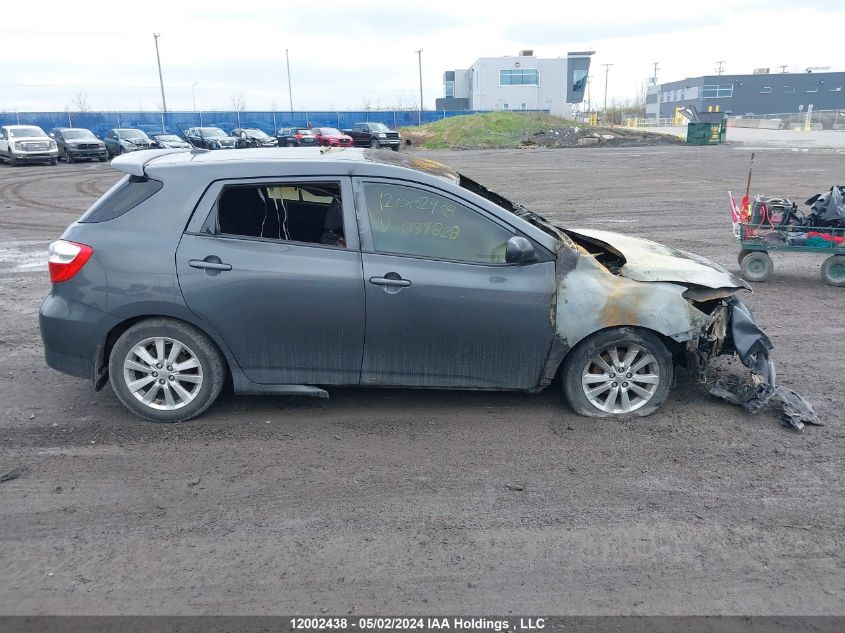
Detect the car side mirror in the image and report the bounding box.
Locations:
[505,236,536,264]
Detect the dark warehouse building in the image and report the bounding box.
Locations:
[646,70,845,118]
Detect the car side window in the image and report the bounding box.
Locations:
[363,182,514,264]
[213,182,346,247]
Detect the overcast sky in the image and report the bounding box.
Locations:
[3,0,843,112]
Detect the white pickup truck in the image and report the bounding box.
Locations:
[0,125,59,166]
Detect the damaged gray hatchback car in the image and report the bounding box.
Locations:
[40,147,756,423]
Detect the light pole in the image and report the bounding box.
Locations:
[285,49,294,113]
[153,33,167,113]
[415,49,423,125]
[192,81,202,126]
[716,60,725,75]
[602,63,613,120]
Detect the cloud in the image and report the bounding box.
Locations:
[502,17,723,45]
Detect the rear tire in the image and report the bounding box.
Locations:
[740,251,773,282]
[821,255,845,287]
[108,319,225,423]
[287,140,296,147]
[561,327,673,418]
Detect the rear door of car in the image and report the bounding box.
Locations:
[353,177,556,390]
[176,176,365,385]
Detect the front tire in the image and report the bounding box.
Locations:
[370,139,380,149]
[561,327,673,418]
[108,319,225,423]
[65,152,74,164]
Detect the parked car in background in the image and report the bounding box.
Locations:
[312,127,353,147]
[275,127,318,147]
[344,122,401,150]
[185,127,238,150]
[0,125,58,165]
[150,133,192,149]
[232,128,278,148]
[104,129,158,157]
[49,128,108,163]
[39,147,759,424]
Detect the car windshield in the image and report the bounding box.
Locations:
[245,129,269,138]
[63,129,97,139]
[155,135,181,142]
[369,123,389,132]
[9,127,46,138]
[197,128,227,137]
[117,129,148,139]
[319,128,341,135]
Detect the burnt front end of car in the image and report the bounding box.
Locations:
[556,227,819,428]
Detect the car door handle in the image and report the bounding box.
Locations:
[369,276,411,287]
[189,259,232,271]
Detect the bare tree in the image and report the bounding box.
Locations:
[69,90,91,113]
[230,92,246,112]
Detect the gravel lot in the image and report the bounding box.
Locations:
[0,146,843,615]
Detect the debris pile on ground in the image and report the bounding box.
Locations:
[523,126,683,149]
[707,297,822,431]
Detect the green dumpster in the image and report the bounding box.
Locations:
[687,121,724,145]
[686,112,727,145]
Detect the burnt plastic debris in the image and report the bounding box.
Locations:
[708,297,821,431]
[804,186,845,228]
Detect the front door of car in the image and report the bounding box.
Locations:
[355,178,556,390]
[176,177,365,385]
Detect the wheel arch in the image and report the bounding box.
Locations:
[94,312,240,391]
[543,324,683,390]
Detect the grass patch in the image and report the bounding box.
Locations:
[399,111,582,149]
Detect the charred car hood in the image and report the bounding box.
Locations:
[564,228,750,291]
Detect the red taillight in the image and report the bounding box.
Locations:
[48,240,93,283]
[294,133,302,139]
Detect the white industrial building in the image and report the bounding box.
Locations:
[436,50,593,116]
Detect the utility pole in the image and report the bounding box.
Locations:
[715,60,726,75]
[153,33,167,113]
[192,82,199,112]
[285,49,294,113]
[779,64,788,73]
[602,63,613,118]
[416,49,424,125]
[652,61,659,84]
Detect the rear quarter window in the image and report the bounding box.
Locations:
[79,175,163,223]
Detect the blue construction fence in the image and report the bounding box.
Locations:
[0,109,550,138]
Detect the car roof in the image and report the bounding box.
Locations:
[111,147,460,185]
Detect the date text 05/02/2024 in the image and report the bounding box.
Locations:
[289,617,547,630]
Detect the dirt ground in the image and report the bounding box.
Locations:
[0,146,843,616]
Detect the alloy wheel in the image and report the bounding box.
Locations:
[581,343,660,414]
[122,336,203,410]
